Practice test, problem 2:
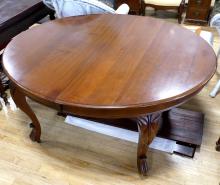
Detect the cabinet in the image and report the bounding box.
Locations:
[115,0,141,14]
[185,0,212,24]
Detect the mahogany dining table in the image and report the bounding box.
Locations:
[2,15,216,176]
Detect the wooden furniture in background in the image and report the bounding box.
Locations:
[0,82,8,104]
[0,0,54,104]
[2,15,216,176]
[141,0,185,23]
[0,72,9,105]
[0,0,54,51]
[0,55,9,104]
[115,0,141,14]
[185,0,212,24]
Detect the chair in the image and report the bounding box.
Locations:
[141,0,185,23]
[43,0,129,18]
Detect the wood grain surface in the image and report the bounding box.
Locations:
[3,14,217,118]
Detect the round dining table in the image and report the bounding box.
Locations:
[2,14,216,176]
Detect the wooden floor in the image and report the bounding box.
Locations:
[0,26,220,185]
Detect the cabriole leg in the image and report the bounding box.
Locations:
[135,113,161,176]
[10,83,41,142]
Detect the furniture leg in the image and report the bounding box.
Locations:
[0,79,8,105]
[0,55,9,105]
[178,0,185,24]
[210,80,220,98]
[141,1,146,16]
[216,137,220,151]
[49,11,55,20]
[135,113,161,176]
[0,79,4,97]
[10,83,41,142]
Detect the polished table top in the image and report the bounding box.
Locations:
[3,15,217,118]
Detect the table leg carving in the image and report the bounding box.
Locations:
[135,113,161,176]
[10,83,41,142]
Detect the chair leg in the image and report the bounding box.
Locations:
[49,10,55,20]
[210,80,220,98]
[0,79,2,110]
[178,1,185,24]
[0,79,8,105]
[217,47,220,58]
[141,1,146,16]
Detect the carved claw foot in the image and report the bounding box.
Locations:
[134,113,161,176]
[10,83,41,142]
[29,123,41,142]
[30,128,41,143]
[137,157,148,176]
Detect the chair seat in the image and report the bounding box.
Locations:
[43,0,129,18]
[143,0,182,6]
